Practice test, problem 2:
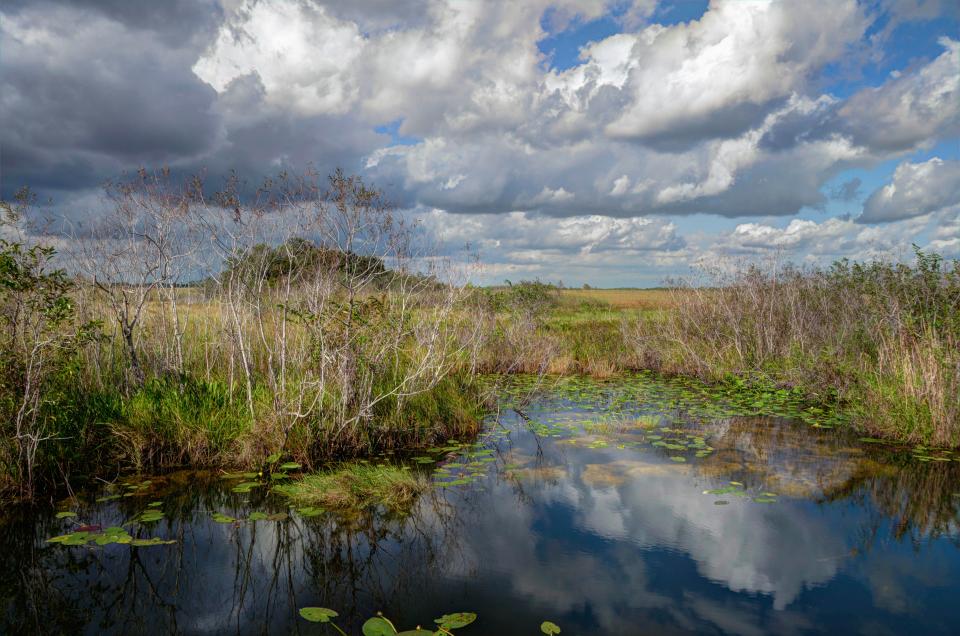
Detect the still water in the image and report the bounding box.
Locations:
[3,375,960,635]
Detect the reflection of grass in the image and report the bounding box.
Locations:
[276,464,427,512]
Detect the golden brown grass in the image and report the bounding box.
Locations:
[560,288,681,311]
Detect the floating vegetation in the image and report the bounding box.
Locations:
[47,525,174,548]
[276,464,426,513]
[54,511,76,519]
[702,482,780,505]
[136,509,164,523]
[493,372,852,433]
[541,621,562,634]
[298,608,486,635]
[231,481,262,494]
[299,607,339,624]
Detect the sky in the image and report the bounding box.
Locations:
[1,0,958,286]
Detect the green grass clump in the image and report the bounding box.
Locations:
[276,464,427,513]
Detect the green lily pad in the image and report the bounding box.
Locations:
[130,538,176,547]
[137,510,164,523]
[62,533,91,546]
[55,511,77,519]
[362,617,396,636]
[435,612,477,629]
[541,620,562,634]
[299,607,338,623]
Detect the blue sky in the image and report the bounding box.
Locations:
[3,0,959,286]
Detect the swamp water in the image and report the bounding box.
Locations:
[3,374,960,635]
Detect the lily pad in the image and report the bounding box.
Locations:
[137,510,164,523]
[362,617,396,636]
[47,532,87,544]
[541,621,562,634]
[299,607,338,623]
[55,511,77,519]
[435,612,477,629]
[130,538,176,547]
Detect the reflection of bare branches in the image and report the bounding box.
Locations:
[823,460,960,548]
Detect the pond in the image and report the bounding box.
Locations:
[3,374,960,635]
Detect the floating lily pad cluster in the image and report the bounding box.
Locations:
[47,527,175,547]
[95,478,156,502]
[430,443,498,488]
[221,457,304,494]
[47,498,176,548]
[490,372,851,432]
[299,608,481,635]
[703,481,779,505]
[298,607,559,635]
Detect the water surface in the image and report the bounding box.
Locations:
[4,375,960,634]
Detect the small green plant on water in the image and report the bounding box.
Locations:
[299,608,561,635]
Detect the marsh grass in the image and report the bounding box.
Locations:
[480,258,959,447]
[628,251,960,446]
[276,464,427,512]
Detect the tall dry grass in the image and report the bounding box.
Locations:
[628,252,960,446]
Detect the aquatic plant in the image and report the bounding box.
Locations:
[275,464,427,513]
[298,608,560,635]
